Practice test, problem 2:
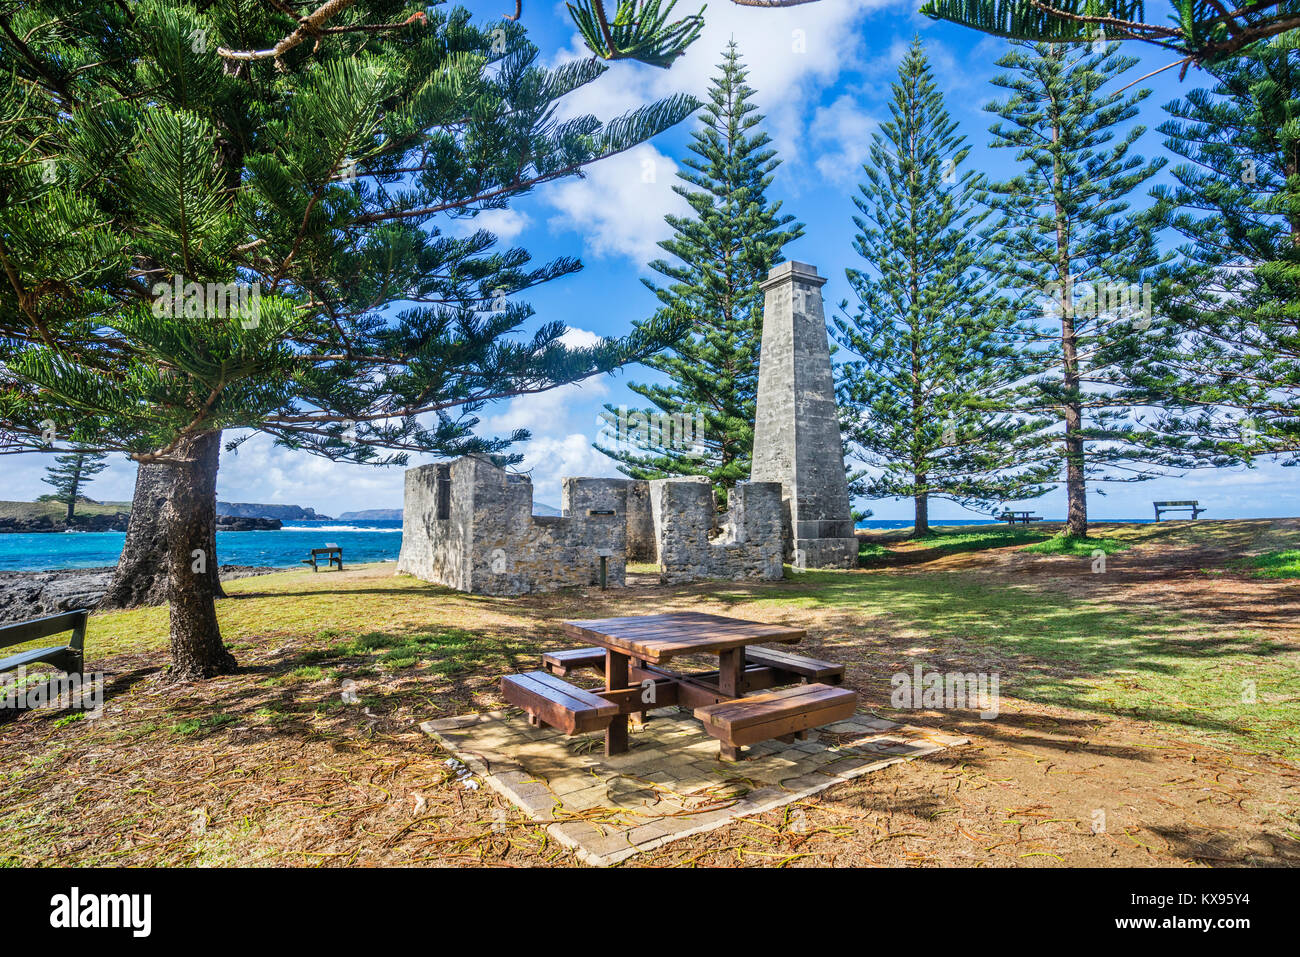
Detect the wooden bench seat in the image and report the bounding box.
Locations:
[743,646,844,685]
[694,683,857,760]
[999,512,1043,525]
[301,546,343,572]
[1154,500,1205,521]
[0,610,87,678]
[501,670,618,735]
[541,647,606,677]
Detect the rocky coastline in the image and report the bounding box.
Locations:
[0,565,283,625]
[0,514,282,533]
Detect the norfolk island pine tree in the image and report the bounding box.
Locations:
[1136,30,1300,468]
[595,40,803,493]
[832,37,1054,537]
[979,39,1207,539]
[918,0,1300,68]
[40,448,109,522]
[0,1,700,680]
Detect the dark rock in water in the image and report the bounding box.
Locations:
[336,508,402,521]
[216,502,332,521]
[0,565,283,625]
[0,512,131,534]
[215,515,282,530]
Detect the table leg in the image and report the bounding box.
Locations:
[605,650,630,756]
[718,648,744,698]
[629,656,648,730]
[717,650,746,761]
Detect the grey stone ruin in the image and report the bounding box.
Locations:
[750,261,859,569]
[395,259,858,593]
[396,455,785,594]
[396,456,629,596]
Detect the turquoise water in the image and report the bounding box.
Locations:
[0,520,404,571]
[0,516,1160,572]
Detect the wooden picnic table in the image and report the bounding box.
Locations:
[504,612,858,760]
[562,612,817,758]
[301,545,343,572]
[999,510,1043,526]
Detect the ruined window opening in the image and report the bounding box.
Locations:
[436,466,451,520]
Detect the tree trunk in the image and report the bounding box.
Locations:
[913,487,929,537]
[1064,424,1088,537]
[1051,84,1087,541]
[1061,299,1088,537]
[99,437,226,610]
[1061,314,1088,538]
[163,431,236,682]
[66,458,80,522]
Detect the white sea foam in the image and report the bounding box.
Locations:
[278,524,402,533]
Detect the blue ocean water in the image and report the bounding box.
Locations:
[856,519,1000,531]
[0,516,1162,572]
[0,520,404,572]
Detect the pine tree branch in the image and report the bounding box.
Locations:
[0,237,59,353]
[216,0,429,62]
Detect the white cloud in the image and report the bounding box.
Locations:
[543,144,684,266]
[538,0,903,264]
[558,325,604,349]
[812,94,875,186]
[217,432,405,516]
[510,432,619,508]
[477,375,609,438]
[444,207,531,242]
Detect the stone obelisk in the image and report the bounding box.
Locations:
[750,261,858,569]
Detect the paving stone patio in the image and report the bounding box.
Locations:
[421,706,968,866]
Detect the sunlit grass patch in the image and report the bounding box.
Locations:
[1022,534,1130,557]
[1240,550,1300,578]
[748,565,1300,759]
[856,523,1053,565]
[910,525,1051,549]
[171,713,237,737]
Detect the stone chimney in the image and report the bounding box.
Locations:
[750,261,858,569]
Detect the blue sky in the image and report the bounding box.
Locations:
[4,0,1295,520]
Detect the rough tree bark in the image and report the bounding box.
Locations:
[913,486,929,538]
[99,434,226,610]
[162,431,237,681]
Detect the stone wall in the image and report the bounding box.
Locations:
[648,478,784,584]
[625,480,656,562]
[560,476,656,563]
[397,456,626,595]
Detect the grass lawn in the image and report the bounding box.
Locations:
[3,518,1299,867]
[0,499,131,520]
[1240,550,1300,579]
[1021,534,1130,556]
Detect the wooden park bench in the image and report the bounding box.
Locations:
[541,647,606,677]
[301,545,343,572]
[542,644,845,686]
[0,609,88,678]
[694,683,857,762]
[501,670,617,735]
[999,510,1043,526]
[742,646,845,685]
[1154,500,1205,521]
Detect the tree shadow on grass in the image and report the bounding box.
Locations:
[203,557,1300,759]
[666,570,1296,752]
